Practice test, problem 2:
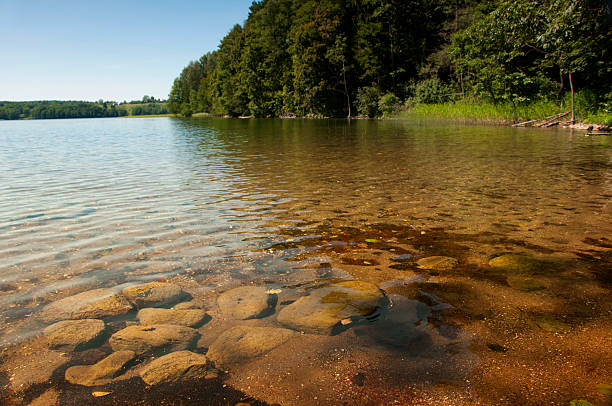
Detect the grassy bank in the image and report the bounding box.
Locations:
[395,98,612,126]
[121,113,176,118]
[118,102,169,117]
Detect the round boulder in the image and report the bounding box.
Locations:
[43,319,106,351]
[137,308,208,327]
[39,288,133,323]
[65,350,135,386]
[277,280,387,335]
[140,350,209,386]
[109,324,198,356]
[206,326,297,368]
[122,282,184,308]
[217,286,276,320]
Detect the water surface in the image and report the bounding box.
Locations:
[1,118,610,405]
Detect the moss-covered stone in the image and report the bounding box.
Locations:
[416,256,458,271]
[488,254,542,274]
[277,280,387,334]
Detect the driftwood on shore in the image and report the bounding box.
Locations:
[512,111,570,128]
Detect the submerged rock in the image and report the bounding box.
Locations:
[140,350,209,386]
[357,294,430,347]
[137,308,208,327]
[109,325,198,356]
[217,286,277,320]
[506,275,547,292]
[65,350,135,386]
[28,389,60,406]
[122,282,184,309]
[206,326,296,368]
[43,319,106,351]
[39,288,133,323]
[5,347,68,392]
[570,401,596,406]
[277,280,387,334]
[532,315,570,333]
[416,256,458,271]
[597,384,612,395]
[488,254,541,273]
[172,301,202,310]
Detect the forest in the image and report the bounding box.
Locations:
[167,0,612,121]
[0,99,168,120]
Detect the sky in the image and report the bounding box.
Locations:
[0,0,254,102]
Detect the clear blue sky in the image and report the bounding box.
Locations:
[0,0,254,102]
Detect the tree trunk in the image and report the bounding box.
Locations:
[455,0,459,32]
[557,68,564,102]
[342,60,351,118]
[569,72,575,123]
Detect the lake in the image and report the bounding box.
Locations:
[1,117,611,405]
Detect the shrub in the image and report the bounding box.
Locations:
[356,86,382,117]
[378,92,401,116]
[408,78,455,105]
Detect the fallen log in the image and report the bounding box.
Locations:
[534,111,570,127]
[512,111,570,127]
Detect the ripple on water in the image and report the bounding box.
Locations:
[0,118,610,405]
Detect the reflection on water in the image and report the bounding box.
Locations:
[0,117,610,405]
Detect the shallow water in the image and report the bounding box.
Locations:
[0,117,611,405]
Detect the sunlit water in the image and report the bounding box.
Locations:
[0,118,610,405]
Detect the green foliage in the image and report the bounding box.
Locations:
[399,98,565,123]
[408,78,455,105]
[449,0,612,107]
[167,0,451,118]
[119,103,169,116]
[0,101,124,120]
[378,92,400,116]
[167,0,610,120]
[356,86,381,117]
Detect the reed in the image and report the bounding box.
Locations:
[397,96,611,125]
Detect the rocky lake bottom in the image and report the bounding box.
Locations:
[0,118,611,405]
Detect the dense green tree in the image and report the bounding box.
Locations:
[241,0,294,117]
[166,0,611,118]
[449,0,611,108]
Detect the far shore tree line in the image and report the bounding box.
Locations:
[0,96,168,120]
[168,0,611,119]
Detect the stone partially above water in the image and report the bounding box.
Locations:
[206,326,297,368]
[122,282,184,309]
[39,288,133,323]
[137,308,208,327]
[109,325,198,356]
[277,280,387,335]
[65,350,135,386]
[416,256,458,271]
[140,350,209,386]
[43,319,106,351]
[217,286,276,320]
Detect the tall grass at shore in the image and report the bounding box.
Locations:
[397,94,612,125]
